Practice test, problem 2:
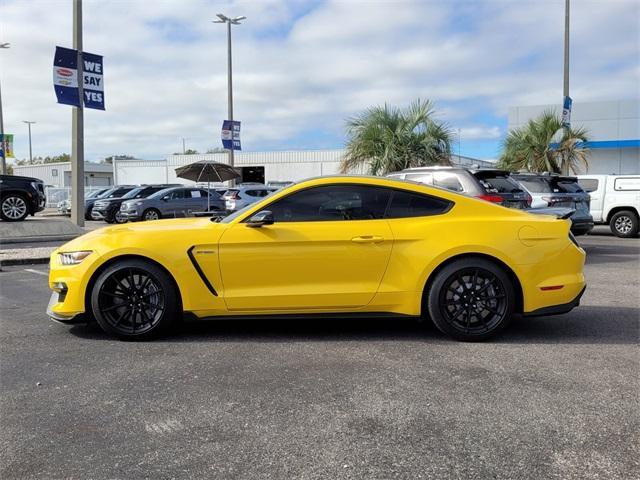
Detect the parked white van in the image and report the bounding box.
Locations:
[577,175,640,238]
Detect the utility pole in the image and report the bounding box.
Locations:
[562,0,571,175]
[23,121,35,163]
[214,14,245,186]
[0,42,9,175]
[71,0,85,226]
[182,137,186,154]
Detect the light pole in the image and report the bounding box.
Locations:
[23,120,35,163]
[562,0,571,175]
[0,42,10,174]
[213,13,245,186]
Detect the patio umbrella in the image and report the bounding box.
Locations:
[174,161,240,211]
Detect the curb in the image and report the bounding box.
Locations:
[1,234,79,245]
[0,257,50,268]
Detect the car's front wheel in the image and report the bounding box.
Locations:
[610,210,639,238]
[90,259,179,339]
[142,208,161,221]
[1,194,29,221]
[426,258,515,341]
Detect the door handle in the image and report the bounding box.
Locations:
[351,235,384,244]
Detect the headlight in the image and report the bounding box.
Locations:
[59,251,93,265]
[133,201,143,206]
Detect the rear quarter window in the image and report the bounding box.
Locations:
[578,179,599,192]
[385,190,453,218]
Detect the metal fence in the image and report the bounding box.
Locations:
[44,187,107,208]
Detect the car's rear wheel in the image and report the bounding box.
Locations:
[610,210,639,238]
[142,208,161,221]
[1,194,29,221]
[90,259,179,340]
[426,258,515,341]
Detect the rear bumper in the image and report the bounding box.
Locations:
[523,285,586,317]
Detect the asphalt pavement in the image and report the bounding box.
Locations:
[0,232,638,479]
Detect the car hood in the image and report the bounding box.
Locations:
[55,217,225,254]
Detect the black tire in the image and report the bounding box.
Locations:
[113,211,128,224]
[609,210,639,238]
[90,259,179,340]
[142,208,161,221]
[1,194,29,221]
[425,258,515,341]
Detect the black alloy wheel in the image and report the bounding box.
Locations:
[427,258,515,341]
[91,259,178,339]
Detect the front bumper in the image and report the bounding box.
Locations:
[47,292,84,323]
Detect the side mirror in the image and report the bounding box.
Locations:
[246,210,274,228]
[161,196,169,202]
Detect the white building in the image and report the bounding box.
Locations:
[113,149,495,186]
[508,99,639,174]
[12,161,114,188]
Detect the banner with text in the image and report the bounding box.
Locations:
[53,46,104,110]
[221,120,241,150]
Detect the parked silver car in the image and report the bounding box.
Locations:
[222,183,275,212]
[120,186,225,221]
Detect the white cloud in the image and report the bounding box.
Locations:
[0,0,638,162]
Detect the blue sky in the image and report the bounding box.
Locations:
[1,0,639,162]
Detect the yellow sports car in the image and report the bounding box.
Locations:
[47,176,586,341]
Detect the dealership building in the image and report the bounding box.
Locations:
[508,99,639,174]
[113,150,495,186]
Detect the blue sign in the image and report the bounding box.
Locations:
[53,46,104,110]
[82,51,104,110]
[561,95,572,127]
[221,120,241,150]
[53,46,80,107]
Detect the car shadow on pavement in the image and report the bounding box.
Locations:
[583,244,640,265]
[68,305,639,345]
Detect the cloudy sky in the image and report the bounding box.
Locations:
[1,0,638,162]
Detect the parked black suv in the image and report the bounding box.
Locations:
[91,184,181,223]
[0,174,46,221]
[387,167,531,209]
[84,185,137,220]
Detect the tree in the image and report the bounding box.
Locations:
[340,99,453,176]
[205,147,226,154]
[498,111,589,174]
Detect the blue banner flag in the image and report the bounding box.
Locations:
[221,120,241,150]
[53,47,105,110]
[561,96,572,127]
[53,46,81,107]
[82,51,104,110]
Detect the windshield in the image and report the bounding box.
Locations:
[121,188,144,199]
[148,187,176,200]
[515,176,584,194]
[478,175,522,193]
[96,188,118,199]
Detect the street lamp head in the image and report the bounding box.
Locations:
[232,16,246,22]
[215,13,229,22]
[23,120,36,125]
[0,43,10,49]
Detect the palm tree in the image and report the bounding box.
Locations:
[340,99,453,176]
[498,110,589,174]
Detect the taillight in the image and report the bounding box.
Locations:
[477,194,503,203]
[542,196,563,206]
[227,191,241,199]
[525,194,532,208]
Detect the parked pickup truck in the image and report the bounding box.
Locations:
[577,174,640,238]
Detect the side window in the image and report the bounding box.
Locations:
[433,172,464,192]
[385,190,452,219]
[265,185,391,222]
[170,189,186,200]
[578,179,599,192]
[189,189,203,198]
[404,173,433,185]
[245,190,259,197]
